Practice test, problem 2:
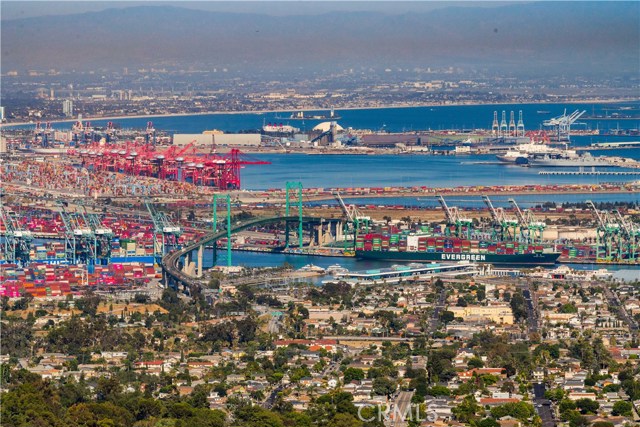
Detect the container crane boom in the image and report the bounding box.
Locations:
[436,194,455,225]
[437,194,473,239]
[333,191,353,222]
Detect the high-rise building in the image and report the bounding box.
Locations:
[63,99,73,117]
[0,106,5,121]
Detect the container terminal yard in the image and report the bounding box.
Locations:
[1,172,639,294]
[1,113,639,296]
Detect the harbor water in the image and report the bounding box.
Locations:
[205,250,639,283]
[240,152,640,190]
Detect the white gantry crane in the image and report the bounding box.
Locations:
[543,109,586,142]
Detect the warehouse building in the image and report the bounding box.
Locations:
[173,133,261,147]
[360,134,424,147]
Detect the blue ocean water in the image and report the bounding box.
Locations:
[24,101,640,135]
[239,152,640,190]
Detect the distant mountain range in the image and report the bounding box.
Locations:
[2,2,638,74]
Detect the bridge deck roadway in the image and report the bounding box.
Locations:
[161,216,334,287]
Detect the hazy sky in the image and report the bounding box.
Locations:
[2,1,637,76]
[1,1,516,20]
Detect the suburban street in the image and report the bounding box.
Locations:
[533,382,556,427]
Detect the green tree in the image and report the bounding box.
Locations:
[409,375,429,398]
[125,397,164,421]
[308,391,359,426]
[236,316,258,343]
[440,310,455,324]
[426,385,450,397]
[559,399,577,415]
[478,418,500,427]
[329,413,363,427]
[452,395,481,424]
[509,292,528,321]
[490,402,534,421]
[67,402,134,427]
[59,378,90,407]
[575,398,599,414]
[568,413,589,427]
[343,367,365,383]
[75,291,101,317]
[467,357,484,369]
[1,319,34,357]
[559,303,578,313]
[602,384,620,393]
[1,381,65,426]
[611,400,633,417]
[544,388,565,402]
[372,377,396,396]
[95,376,121,402]
[189,384,212,409]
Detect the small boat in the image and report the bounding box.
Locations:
[326,264,348,274]
[299,264,325,273]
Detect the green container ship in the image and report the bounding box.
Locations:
[355,250,560,265]
[354,232,560,265]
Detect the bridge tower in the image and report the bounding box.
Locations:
[285,181,303,249]
[213,194,232,267]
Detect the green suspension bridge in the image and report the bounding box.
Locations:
[161,182,345,289]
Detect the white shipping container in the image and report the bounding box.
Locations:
[407,235,420,251]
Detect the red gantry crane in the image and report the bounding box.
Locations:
[73,142,270,189]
